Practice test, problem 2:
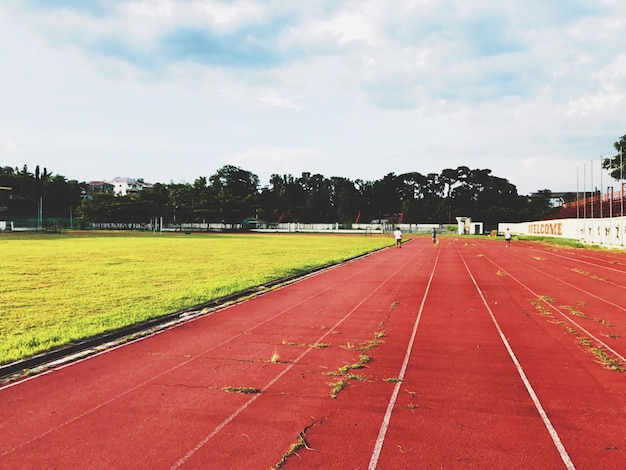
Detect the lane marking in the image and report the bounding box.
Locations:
[172,246,427,469]
[470,246,626,364]
[368,246,440,470]
[522,258,626,311]
[0,250,390,457]
[535,249,626,276]
[458,247,576,470]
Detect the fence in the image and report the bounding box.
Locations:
[0,218,74,231]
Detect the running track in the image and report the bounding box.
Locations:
[1,237,625,469]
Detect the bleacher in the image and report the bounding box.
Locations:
[549,191,626,219]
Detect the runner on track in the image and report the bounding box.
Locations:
[432,227,437,244]
[394,227,402,248]
[505,228,512,247]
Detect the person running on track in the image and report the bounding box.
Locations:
[505,228,512,247]
[432,227,437,244]
[394,228,403,248]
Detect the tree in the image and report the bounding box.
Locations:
[370,173,402,221]
[329,176,363,223]
[209,165,259,222]
[602,134,626,181]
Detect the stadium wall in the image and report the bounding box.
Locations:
[499,216,626,249]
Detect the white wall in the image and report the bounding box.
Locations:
[499,217,626,249]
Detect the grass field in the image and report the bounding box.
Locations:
[0,231,392,365]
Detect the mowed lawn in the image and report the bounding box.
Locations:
[0,231,392,365]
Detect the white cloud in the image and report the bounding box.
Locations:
[568,93,624,116]
[0,138,20,153]
[1,0,625,196]
[227,147,319,181]
[258,92,303,111]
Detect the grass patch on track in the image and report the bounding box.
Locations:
[221,386,262,394]
[270,424,315,469]
[561,305,611,326]
[0,231,391,364]
[564,327,625,372]
[571,268,606,281]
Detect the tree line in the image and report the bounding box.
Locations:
[1,163,565,230]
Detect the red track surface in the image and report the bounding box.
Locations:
[2,237,625,469]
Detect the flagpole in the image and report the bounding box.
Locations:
[619,140,624,248]
[591,160,595,243]
[583,163,587,223]
[576,166,580,241]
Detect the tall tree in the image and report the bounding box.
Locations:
[602,134,626,181]
[209,165,259,222]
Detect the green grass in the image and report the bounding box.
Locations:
[0,231,391,364]
[514,235,586,249]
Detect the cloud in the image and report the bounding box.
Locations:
[0,138,20,153]
[227,147,320,180]
[159,26,281,68]
[258,92,303,110]
[2,0,625,196]
[22,0,122,17]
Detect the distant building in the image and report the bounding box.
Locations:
[86,181,115,195]
[85,178,152,197]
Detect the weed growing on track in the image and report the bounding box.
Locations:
[561,305,611,326]
[534,299,622,371]
[270,435,306,470]
[571,268,606,281]
[0,232,391,364]
[384,377,402,383]
[590,347,626,372]
[324,325,388,397]
[563,327,626,372]
[406,403,418,411]
[270,424,315,469]
[270,347,281,364]
[221,386,262,394]
[353,325,387,352]
[324,351,373,397]
[329,379,348,398]
[282,340,331,349]
[325,362,364,377]
[531,300,552,316]
[358,338,383,351]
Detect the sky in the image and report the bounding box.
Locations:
[1,0,625,196]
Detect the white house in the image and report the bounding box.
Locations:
[108,177,152,196]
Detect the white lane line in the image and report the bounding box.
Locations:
[0,252,384,457]
[529,261,626,311]
[458,250,576,470]
[368,247,440,470]
[474,249,626,364]
[172,248,426,469]
[536,249,626,276]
